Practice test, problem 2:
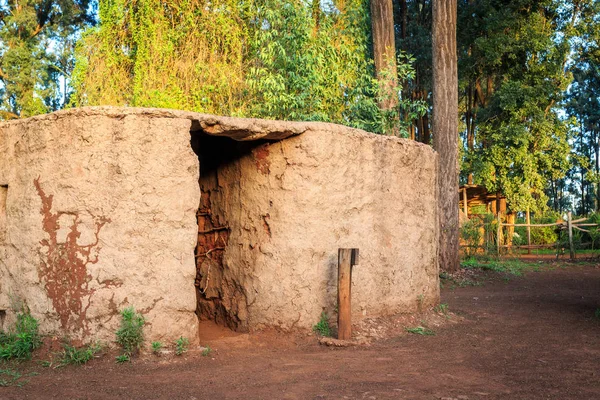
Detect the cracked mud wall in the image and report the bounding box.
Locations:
[198,126,439,332]
[0,112,199,343]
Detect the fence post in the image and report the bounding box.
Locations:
[526,208,531,255]
[463,187,468,219]
[568,212,575,260]
[338,248,359,341]
[496,213,501,257]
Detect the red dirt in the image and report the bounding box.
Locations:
[2,262,600,399]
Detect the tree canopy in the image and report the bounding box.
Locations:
[68,0,421,134]
[0,0,95,118]
[1,0,600,217]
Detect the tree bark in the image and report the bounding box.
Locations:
[432,0,459,272]
[370,0,398,112]
[596,133,600,212]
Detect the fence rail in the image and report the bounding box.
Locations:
[461,212,600,260]
[496,212,599,260]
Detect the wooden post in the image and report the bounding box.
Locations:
[496,213,502,257]
[568,212,575,260]
[526,208,531,255]
[338,248,359,341]
[462,187,468,218]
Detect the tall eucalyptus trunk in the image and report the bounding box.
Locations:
[432,0,459,272]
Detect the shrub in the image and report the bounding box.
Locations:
[151,341,163,355]
[175,337,189,356]
[115,307,145,359]
[312,312,331,337]
[0,311,41,361]
[461,219,483,257]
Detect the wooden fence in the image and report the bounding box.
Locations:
[497,212,599,260]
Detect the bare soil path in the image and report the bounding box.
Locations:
[2,262,599,400]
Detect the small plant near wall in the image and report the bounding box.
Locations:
[59,342,102,366]
[0,310,41,361]
[151,341,163,355]
[434,303,449,315]
[115,307,145,363]
[201,346,212,357]
[175,337,189,356]
[312,312,331,337]
[115,354,130,363]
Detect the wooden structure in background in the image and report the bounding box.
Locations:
[458,185,507,219]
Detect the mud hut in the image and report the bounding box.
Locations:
[0,107,439,343]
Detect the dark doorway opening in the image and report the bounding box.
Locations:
[190,131,262,331]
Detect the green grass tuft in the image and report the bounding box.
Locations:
[115,354,130,363]
[59,342,101,366]
[151,341,163,355]
[405,326,435,336]
[0,311,41,361]
[312,312,331,337]
[434,303,449,314]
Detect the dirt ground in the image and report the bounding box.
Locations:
[2,260,599,400]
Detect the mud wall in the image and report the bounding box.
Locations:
[0,110,200,343]
[195,126,439,332]
[0,106,439,341]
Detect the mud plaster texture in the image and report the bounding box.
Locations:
[194,124,440,332]
[0,106,439,342]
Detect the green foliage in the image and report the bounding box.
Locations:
[151,341,163,355]
[59,342,101,366]
[312,311,331,337]
[405,326,435,336]
[434,303,449,315]
[174,337,189,356]
[585,214,600,249]
[115,307,145,357]
[513,213,561,246]
[115,354,130,363]
[461,257,543,277]
[70,0,422,135]
[0,367,34,387]
[461,219,483,257]
[201,346,212,357]
[0,367,21,387]
[460,213,497,256]
[564,0,600,215]
[0,0,96,119]
[0,311,41,361]
[459,0,581,212]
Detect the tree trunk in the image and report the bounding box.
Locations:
[592,132,600,212]
[422,112,431,145]
[370,0,398,112]
[466,81,474,184]
[580,120,585,215]
[400,0,407,40]
[432,0,459,272]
